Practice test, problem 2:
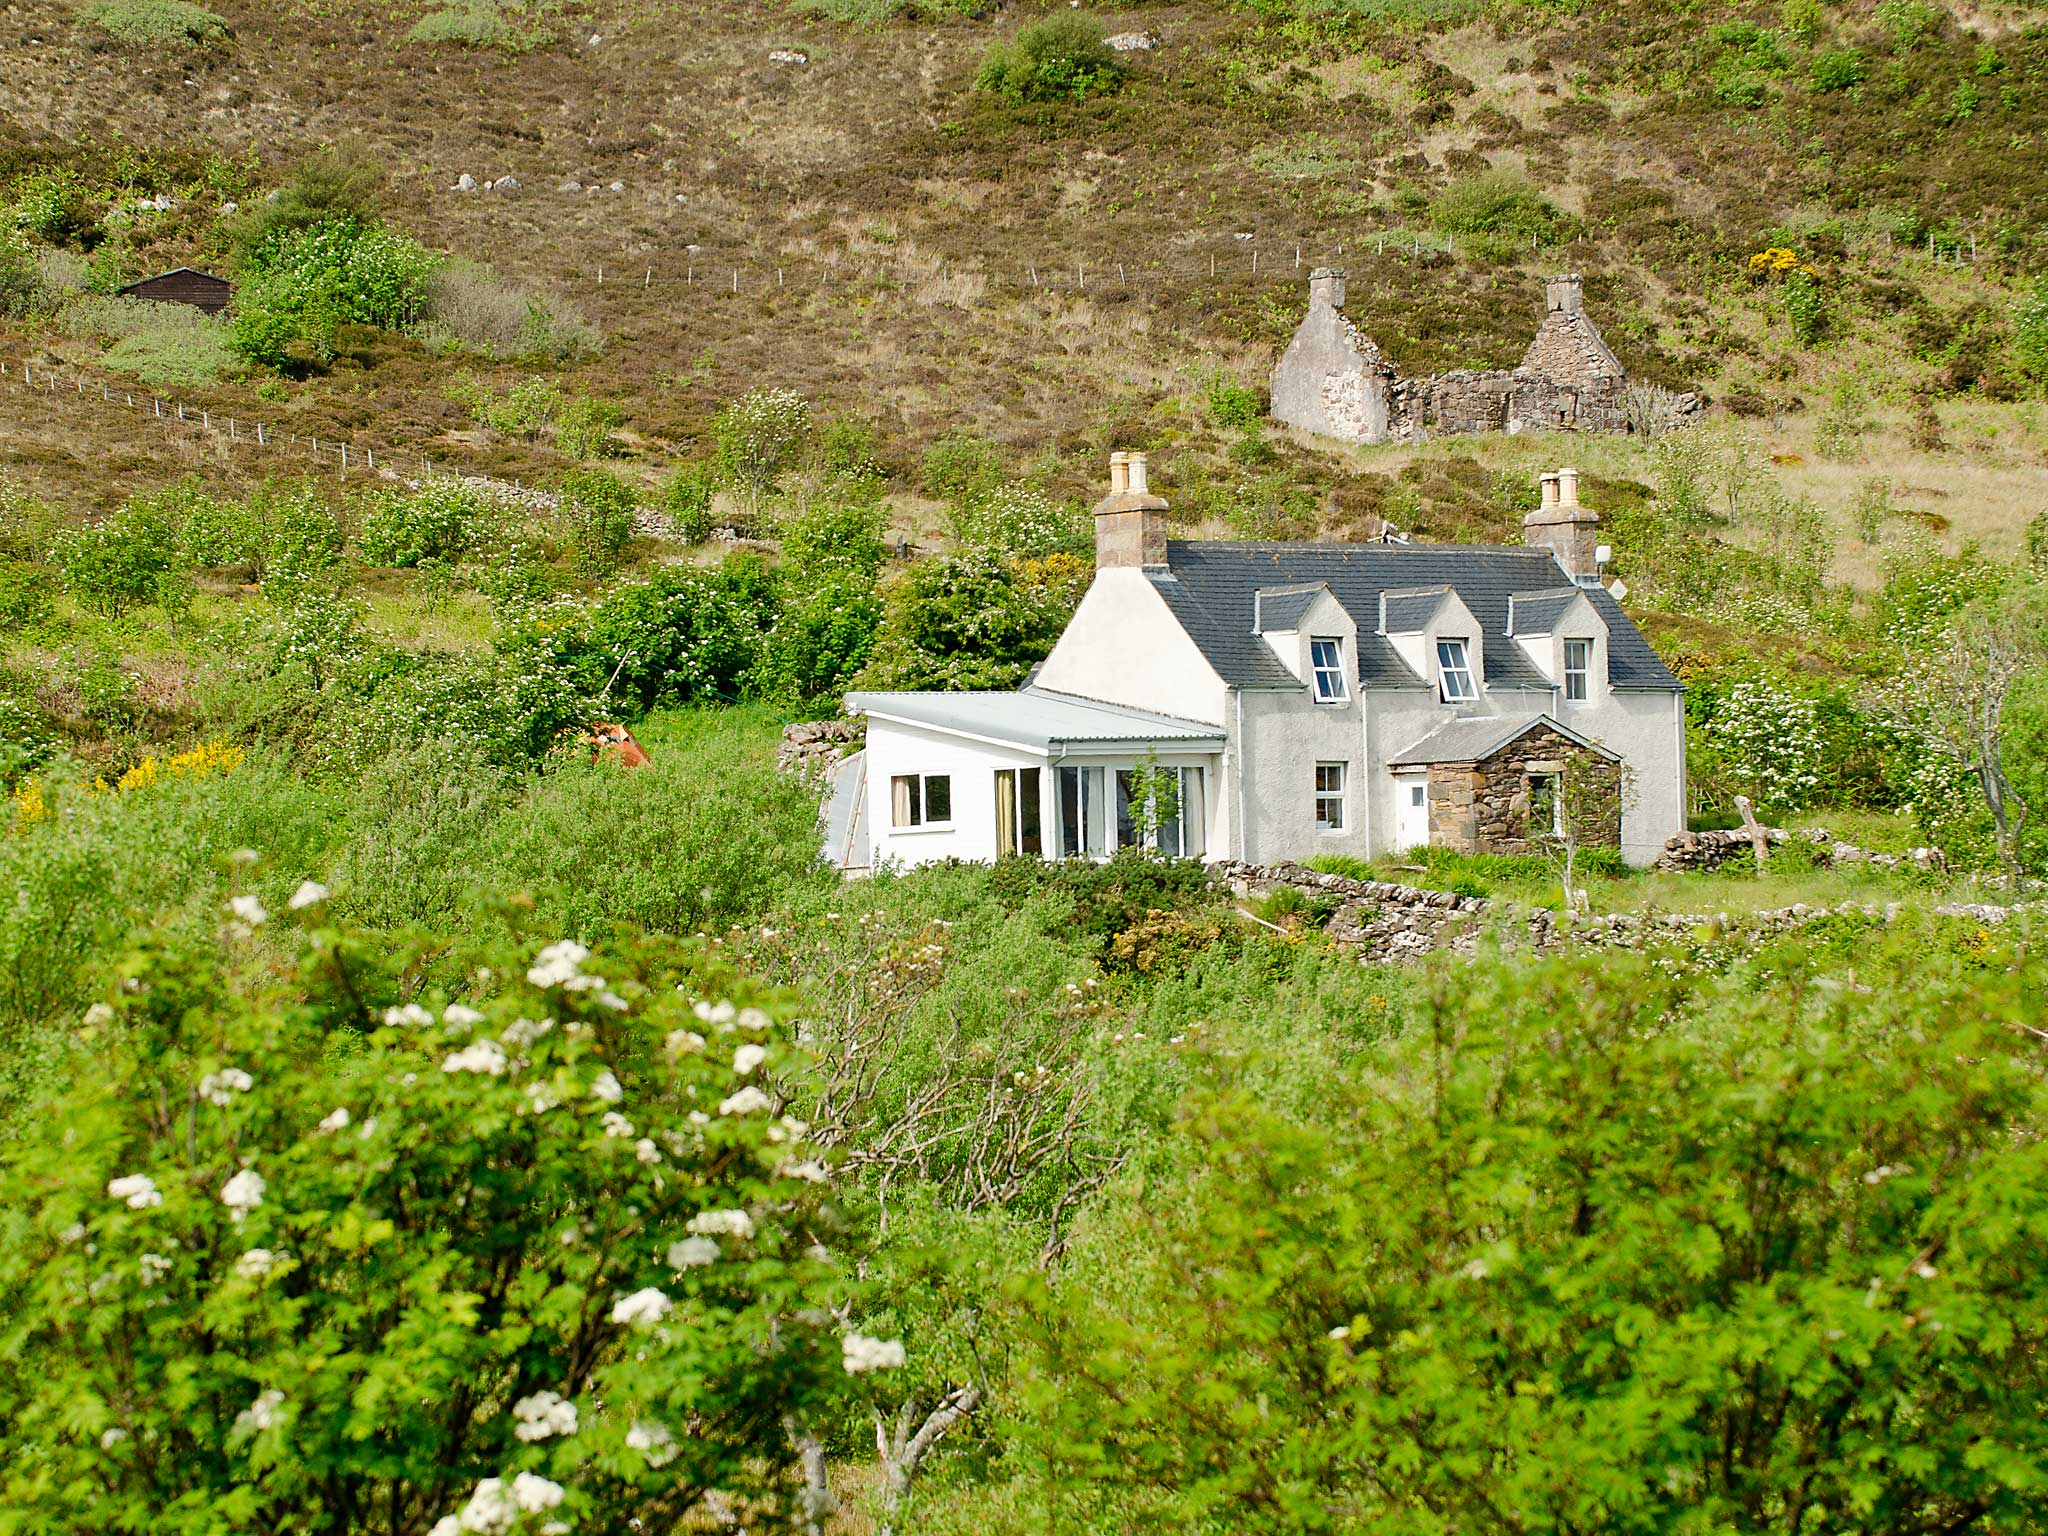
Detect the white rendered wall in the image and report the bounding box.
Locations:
[862,718,1047,870]
[1034,568,1230,724]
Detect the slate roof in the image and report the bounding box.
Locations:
[1388,712,1621,767]
[1252,584,1324,632]
[1506,588,1583,635]
[846,687,1226,750]
[1147,541,1680,694]
[1380,586,1452,634]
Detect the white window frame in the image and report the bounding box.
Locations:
[1314,762,1347,832]
[1309,637,1347,703]
[890,772,953,831]
[1528,771,1564,836]
[1563,638,1592,703]
[1437,638,1477,703]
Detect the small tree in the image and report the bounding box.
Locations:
[558,468,638,578]
[1880,581,2048,877]
[714,388,812,522]
[1533,757,1633,913]
[975,14,1123,104]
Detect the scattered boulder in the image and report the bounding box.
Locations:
[768,47,808,63]
[608,180,626,192]
[452,173,477,193]
[487,173,521,194]
[1105,29,1157,50]
[558,179,583,194]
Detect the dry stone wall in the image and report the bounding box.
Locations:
[1655,827,1947,875]
[778,719,863,780]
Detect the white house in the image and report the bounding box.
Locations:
[830,453,1684,872]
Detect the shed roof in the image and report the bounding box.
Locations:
[845,687,1225,753]
[1388,712,1620,766]
[1146,541,1679,694]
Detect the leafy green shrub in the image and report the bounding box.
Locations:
[1781,267,1829,344]
[51,499,184,619]
[1426,171,1566,247]
[8,171,98,246]
[101,318,238,388]
[1874,0,1941,52]
[82,0,228,42]
[0,695,59,782]
[0,226,41,318]
[950,483,1085,560]
[658,463,717,542]
[452,373,562,440]
[232,218,439,370]
[782,495,888,583]
[1204,376,1263,430]
[405,0,558,51]
[857,553,1080,691]
[583,557,776,713]
[554,394,625,460]
[557,469,637,579]
[923,432,1005,504]
[987,848,1217,954]
[975,14,1123,105]
[355,480,501,568]
[1810,47,1865,92]
[754,580,884,708]
[794,0,984,20]
[2015,280,2048,388]
[0,560,55,633]
[0,916,840,1528]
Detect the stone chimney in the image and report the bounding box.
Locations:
[1545,273,1585,315]
[1523,465,1601,582]
[1093,450,1168,569]
[1308,266,1347,313]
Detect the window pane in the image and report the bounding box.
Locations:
[1179,767,1204,858]
[1019,767,1043,856]
[924,775,951,824]
[1058,767,1081,856]
[1115,771,1139,849]
[892,775,920,828]
[1083,768,1106,855]
[995,770,1017,857]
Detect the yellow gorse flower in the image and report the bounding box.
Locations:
[1748,248,1819,279]
[9,777,46,825]
[115,741,245,794]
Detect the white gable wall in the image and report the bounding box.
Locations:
[1034,568,1229,725]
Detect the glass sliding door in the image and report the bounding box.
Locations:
[1056,766,1105,858]
[994,768,1044,858]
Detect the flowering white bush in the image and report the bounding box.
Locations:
[1703,677,1825,811]
[0,920,839,1531]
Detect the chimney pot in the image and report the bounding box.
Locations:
[1093,448,1169,570]
[1539,473,1560,509]
[1557,466,1579,505]
[1110,450,1130,494]
[1128,452,1149,495]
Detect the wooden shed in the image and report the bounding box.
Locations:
[116,267,231,315]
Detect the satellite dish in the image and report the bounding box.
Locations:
[1594,544,1613,566]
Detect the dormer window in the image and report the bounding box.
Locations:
[1310,638,1347,702]
[1563,638,1592,702]
[1436,638,1476,703]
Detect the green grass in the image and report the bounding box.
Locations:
[101,322,238,390]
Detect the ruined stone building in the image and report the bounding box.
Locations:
[1270,270,1699,446]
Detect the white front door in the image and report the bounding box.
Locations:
[1393,773,1430,853]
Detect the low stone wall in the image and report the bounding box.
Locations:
[1215,858,2018,967]
[1655,827,1946,875]
[777,719,863,779]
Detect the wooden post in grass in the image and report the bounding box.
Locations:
[1735,794,1769,873]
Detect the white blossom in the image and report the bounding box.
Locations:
[442,1040,508,1076]
[782,1159,830,1184]
[635,1138,662,1165]
[665,1029,706,1055]
[667,1236,720,1269]
[597,990,628,1012]
[456,1478,517,1534]
[100,1427,128,1449]
[236,1248,276,1278]
[428,1520,460,1536]
[139,1252,172,1285]
[443,1003,486,1027]
[842,1333,907,1373]
[732,1044,768,1076]
[626,1418,678,1466]
[107,1174,162,1210]
[228,895,268,927]
[220,1168,266,1221]
[287,880,331,911]
[60,1222,86,1244]
[503,1016,554,1047]
[601,1111,635,1139]
[511,1389,578,1442]
[719,1086,772,1117]
[687,1208,754,1239]
[234,1389,285,1434]
[83,1002,115,1028]
[525,1082,559,1114]
[528,941,603,991]
[511,1473,565,1513]
[199,1067,254,1107]
[384,1003,435,1028]
[316,1107,351,1134]
[590,1070,623,1103]
[692,998,736,1025]
[610,1287,672,1329]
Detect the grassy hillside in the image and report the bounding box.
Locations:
[3,0,2045,560]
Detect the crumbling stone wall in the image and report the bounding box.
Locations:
[1425,726,1622,856]
[1272,270,1699,446]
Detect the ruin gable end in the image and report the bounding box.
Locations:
[1268,270,1697,446]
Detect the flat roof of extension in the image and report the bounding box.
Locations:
[845,687,1226,754]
